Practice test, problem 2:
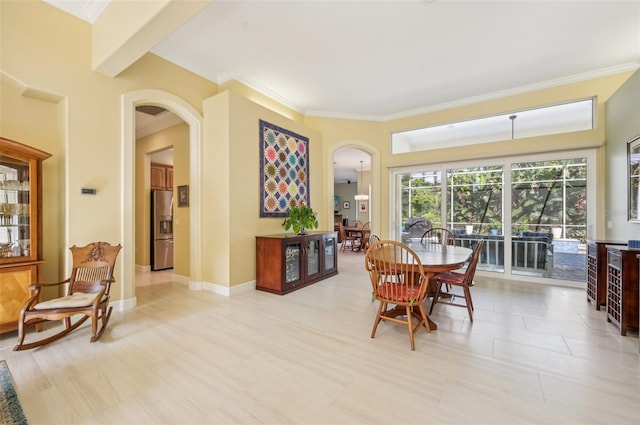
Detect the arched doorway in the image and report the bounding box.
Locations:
[121,90,203,308]
[328,141,380,237]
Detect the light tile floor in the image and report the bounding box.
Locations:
[1,249,638,424]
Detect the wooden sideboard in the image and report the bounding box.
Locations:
[606,245,640,336]
[586,240,626,310]
[256,231,338,295]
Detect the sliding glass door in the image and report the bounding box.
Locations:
[392,150,593,283]
[510,158,587,280]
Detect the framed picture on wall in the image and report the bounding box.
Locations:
[628,135,640,222]
[178,185,189,207]
[259,120,309,217]
[343,201,350,209]
[359,201,368,212]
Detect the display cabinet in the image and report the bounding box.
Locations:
[606,245,639,336]
[0,137,51,334]
[256,231,338,295]
[586,240,625,310]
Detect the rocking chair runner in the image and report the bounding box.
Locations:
[14,242,122,351]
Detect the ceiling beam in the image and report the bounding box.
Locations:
[92,0,211,77]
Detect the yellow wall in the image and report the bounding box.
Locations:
[203,91,322,287]
[0,81,62,300]
[135,122,190,276]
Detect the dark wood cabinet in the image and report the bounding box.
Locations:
[606,246,640,336]
[0,138,51,334]
[586,240,626,310]
[256,231,338,295]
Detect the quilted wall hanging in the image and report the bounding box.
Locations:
[259,120,310,217]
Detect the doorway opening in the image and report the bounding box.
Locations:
[121,89,203,309]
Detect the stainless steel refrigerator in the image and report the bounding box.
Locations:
[151,190,174,270]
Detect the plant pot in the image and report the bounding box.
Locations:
[465,224,474,235]
[490,228,498,236]
[552,227,562,239]
[297,226,307,235]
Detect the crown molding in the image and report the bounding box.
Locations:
[217,62,639,123]
[381,62,640,122]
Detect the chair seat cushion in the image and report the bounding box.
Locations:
[34,292,106,310]
[435,271,465,285]
[377,283,421,302]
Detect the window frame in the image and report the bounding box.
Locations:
[389,148,596,285]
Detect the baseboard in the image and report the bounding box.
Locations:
[136,264,151,272]
[111,296,137,311]
[189,279,256,296]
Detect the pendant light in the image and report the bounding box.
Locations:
[354,160,369,201]
[509,114,517,139]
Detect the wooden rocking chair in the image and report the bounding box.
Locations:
[14,242,122,351]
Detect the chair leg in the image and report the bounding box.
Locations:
[465,286,475,311]
[463,287,474,322]
[91,306,113,342]
[429,282,442,314]
[406,305,415,351]
[15,312,27,349]
[417,305,431,333]
[371,301,386,339]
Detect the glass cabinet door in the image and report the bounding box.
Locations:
[284,242,303,288]
[306,237,321,279]
[324,234,337,273]
[0,157,33,261]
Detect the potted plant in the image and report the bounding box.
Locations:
[488,218,501,236]
[282,205,319,235]
[465,221,474,235]
[514,222,528,236]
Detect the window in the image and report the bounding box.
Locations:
[391,99,594,154]
[391,151,594,283]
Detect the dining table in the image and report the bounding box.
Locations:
[344,226,371,252]
[409,242,473,273]
[371,242,473,329]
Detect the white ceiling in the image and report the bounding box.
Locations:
[44,0,640,180]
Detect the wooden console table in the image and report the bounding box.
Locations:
[256,231,338,295]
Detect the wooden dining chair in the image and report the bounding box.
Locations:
[420,228,457,294]
[352,220,364,229]
[338,221,358,252]
[365,240,432,350]
[429,240,484,322]
[362,221,371,230]
[420,227,457,246]
[368,232,381,247]
[14,242,122,350]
